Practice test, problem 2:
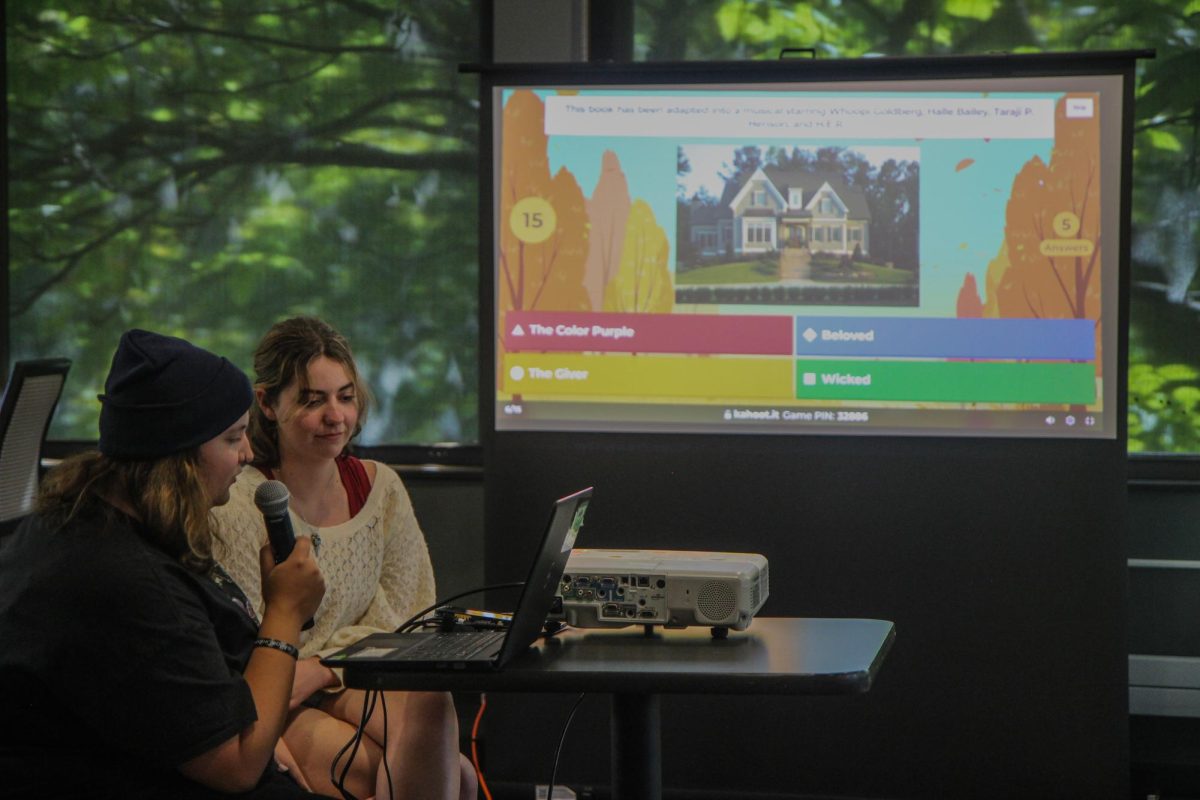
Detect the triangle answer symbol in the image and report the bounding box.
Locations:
[512,325,525,336]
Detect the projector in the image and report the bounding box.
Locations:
[554,549,769,634]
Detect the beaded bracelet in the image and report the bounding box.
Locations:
[253,637,299,659]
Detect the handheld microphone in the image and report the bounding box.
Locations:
[253,479,315,631]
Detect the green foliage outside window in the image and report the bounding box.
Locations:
[7,0,480,445]
[7,1,1198,453]
[635,0,1200,455]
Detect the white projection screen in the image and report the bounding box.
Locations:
[483,53,1141,440]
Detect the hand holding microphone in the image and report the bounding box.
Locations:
[255,480,319,630]
[255,480,302,564]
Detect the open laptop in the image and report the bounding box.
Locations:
[320,487,591,671]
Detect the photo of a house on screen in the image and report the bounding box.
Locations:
[676,144,919,307]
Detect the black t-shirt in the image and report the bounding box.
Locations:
[0,507,319,799]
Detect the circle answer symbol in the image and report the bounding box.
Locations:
[1052,211,1080,237]
[510,197,557,244]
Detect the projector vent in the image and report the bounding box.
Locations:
[696,581,737,622]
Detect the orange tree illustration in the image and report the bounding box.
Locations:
[983,96,1103,378]
[603,200,674,313]
[956,272,984,318]
[585,150,632,310]
[498,91,591,390]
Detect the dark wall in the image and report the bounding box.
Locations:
[1127,481,1200,797]
[471,433,1129,799]
[404,473,485,602]
[1129,483,1200,656]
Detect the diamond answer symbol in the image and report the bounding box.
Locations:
[803,328,817,343]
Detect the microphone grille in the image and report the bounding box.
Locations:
[254,479,291,517]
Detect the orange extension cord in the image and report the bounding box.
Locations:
[471,693,493,800]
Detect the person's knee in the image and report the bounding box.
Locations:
[460,752,479,797]
[391,690,457,733]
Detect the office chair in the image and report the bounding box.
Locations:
[0,358,71,537]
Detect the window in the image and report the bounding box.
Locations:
[789,188,803,208]
[11,3,1196,459]
[634,0,1200,457]
[746,222,772,244]
[753,189,767,206]
[6,1,482,448]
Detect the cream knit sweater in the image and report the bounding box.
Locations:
[212,463,437,661]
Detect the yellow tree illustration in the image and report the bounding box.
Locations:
[603,200,673,313]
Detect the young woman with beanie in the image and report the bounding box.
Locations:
[212,317,475,800]
[0,329,327,798]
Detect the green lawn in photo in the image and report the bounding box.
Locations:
[676,258,780,285]
[677,256,919,285]
[810,260,918,284]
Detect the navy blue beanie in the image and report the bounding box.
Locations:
[98,329,253,460]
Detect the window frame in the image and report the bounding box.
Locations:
[7,4,1197,485]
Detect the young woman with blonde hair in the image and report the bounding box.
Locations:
[214,316,475,800]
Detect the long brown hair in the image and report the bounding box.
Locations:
[37,449,220,573]
[248,316,372,469]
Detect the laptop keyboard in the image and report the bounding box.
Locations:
[401,630,506,660]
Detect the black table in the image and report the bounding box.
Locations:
[340,617,896,800]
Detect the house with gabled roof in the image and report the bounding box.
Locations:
[689,165,872,258]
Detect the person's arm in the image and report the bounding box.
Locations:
[288,656,340,708]
[376,469,438,618]
[272,737,311,790]
[212,469,336,710]
[178,537,324,792]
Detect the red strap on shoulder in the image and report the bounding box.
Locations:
[337,455,371,517]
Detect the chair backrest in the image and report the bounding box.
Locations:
[0,359,71,525]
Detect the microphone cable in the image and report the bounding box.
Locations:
[329,689,395,800]
[329,580,529,798]
[331,688,377,800]
[379,690,392,800]
[548,692,587,799]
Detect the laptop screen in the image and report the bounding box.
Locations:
[497,486,591,664]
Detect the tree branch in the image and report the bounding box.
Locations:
[6,23,165,60]
[305,88,476,141]
[178,53,344,97]
[879,0,939,55]
[328,0,393,23]
[131,18,398,55]
[272,143,476,172]
[1134,112,1199,133]
[1033,213,1078,316]
[11,203,159,317]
